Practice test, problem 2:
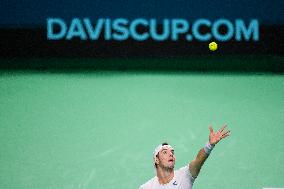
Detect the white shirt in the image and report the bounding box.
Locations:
[139,165,195,189]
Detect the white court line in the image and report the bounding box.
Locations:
[263,188,284,189]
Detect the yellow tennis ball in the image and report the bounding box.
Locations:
[209,42,218,51]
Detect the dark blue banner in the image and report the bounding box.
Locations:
[1,0,284,27]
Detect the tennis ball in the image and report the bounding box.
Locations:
[209,42,218,51]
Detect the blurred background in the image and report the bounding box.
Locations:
[0,1,284,189]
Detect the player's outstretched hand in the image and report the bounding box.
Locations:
[209,125,230,145]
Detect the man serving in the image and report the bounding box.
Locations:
[139,125,230,189]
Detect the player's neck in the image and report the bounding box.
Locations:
[156,168,174,185]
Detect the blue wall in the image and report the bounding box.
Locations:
[1,0,284,27]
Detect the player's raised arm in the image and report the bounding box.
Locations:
[189,125,230,178]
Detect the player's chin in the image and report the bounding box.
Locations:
[168,162,175,168]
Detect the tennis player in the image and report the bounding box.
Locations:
[139,125,230,189]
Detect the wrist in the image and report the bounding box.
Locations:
[204,142,215,155]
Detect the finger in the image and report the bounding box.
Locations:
[209,126,214,134]
[221,130,230,135]
[221,133,231,139]
[218,124,227,133]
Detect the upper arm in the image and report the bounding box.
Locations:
[189,159,199,178]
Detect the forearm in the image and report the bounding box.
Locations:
[189,143,214,178]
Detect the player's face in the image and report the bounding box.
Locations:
[157,148,175,169]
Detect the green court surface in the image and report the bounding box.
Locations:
[0,71,284,189]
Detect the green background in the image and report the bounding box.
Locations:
[0,70,283,189]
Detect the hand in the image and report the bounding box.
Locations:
[209,125,230,145]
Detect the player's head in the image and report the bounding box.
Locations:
[153,142,175,170]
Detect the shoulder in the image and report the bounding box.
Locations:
[175,165,196,181]
[176,165,189,174]
[139,177,157,189]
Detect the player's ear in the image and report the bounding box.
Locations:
[154,156,159,165]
